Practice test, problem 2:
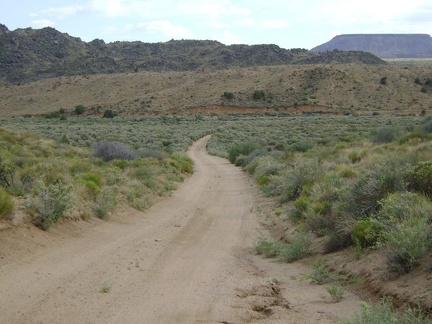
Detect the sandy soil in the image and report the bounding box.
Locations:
[0,136,362,323]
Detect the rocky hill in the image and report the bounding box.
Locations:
[311,34,432,58]
[0,24,385,84]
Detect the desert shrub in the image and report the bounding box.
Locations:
[26,181,74,230]
[370,126,402,143]
[278,231,312,262]
[324,227,353,254]
[101,167,123,186]
[69,161,93,175]
[78,172,103,186]
[305,209,337,236]
[351,219,383,249]
[130,165,159,190]
[252,90,266,100]
[288,196,310,223]
[303,172,343,234]
[398,131,430,144]
[228,142,262,164]
[45,111,61,119]
[60,134,70,144]
[302,259,331,285]
[377,191,432,224]
[377,192,432,274]
[326,283,345,302]
[337,157,411,219]
[131,165,155,180]
[169,153,193,173]
[254,239,287,258]
[345,298,431,324]
[131,197,152,211]
[136,148,165,160]
[222,91,234,99]
[76,179,100,198]
[253,155,282,186]
[420,116,432,133]
[92,187,117,220]
[347,151,362,164]
[0,156,15,191]
[241,149,270,171]
[103,110,115,118]
[287,140,314,153]
[74,104,85,115]
[277,157,320,202]
[0,188,14,219]
[93,141,137,162]
[407,161,432,197]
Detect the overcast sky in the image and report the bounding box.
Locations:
[1,0,431,49]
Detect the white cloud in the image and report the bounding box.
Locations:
[41,6,86,18]
[310,0,431,25]
[31,19,55,28]
[234,18,255,27]
[219,30,242,45]
[135,21,195,39]
[260,19,291,29]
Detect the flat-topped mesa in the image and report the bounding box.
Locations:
[311,34,432,58]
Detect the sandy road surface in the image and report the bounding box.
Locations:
[0,136,361,323]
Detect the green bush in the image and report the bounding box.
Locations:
[76,179,100,198]
[277,157,320,202]
[169,153,193,173]
[27,181,74,231]
[288,140,314,153]
[79,172,103,186]
[252,90,266,100]
[303,259,331,285]
[75,104,85,115]
[352,219,383,249]
[103,110,116,118]
[222,91,234,99]
[130,165,159,190]
[228,142,262,164]
[370,126,402,143]
[420,117,432,133]
[0,188,14,219]
[345,298,431,324]
[92,187,117,219]
[326,283,345,303]
[338,157,411,219]
[278,231,312,262]
[377,192,432,274]
[0,156,15,191]
[254,238,287,258]
[407,161,432,197]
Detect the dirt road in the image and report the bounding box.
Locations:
[0,136,361,323]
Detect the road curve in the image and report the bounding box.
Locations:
[0,135,260,323]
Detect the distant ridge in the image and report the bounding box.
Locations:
[311,34,432,58]
[0,24,385,84]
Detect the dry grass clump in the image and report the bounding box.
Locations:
[0,126,194,230]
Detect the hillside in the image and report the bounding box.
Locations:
[0,24,385,84]
[0,64,431,117]
[311,34,432,58]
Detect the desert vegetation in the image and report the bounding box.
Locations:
[0,126,193,230]
[1,111,431,320]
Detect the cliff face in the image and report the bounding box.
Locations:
[311,34,432,58]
